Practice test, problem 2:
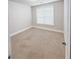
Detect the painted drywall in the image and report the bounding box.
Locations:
[8,1,32,35]
[9,0,63,6]
[8,1,32,56]
[64,0,71,59]
[8,35,12,56]
[32,1,64,31]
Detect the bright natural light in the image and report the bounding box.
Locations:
[36,5,54,25]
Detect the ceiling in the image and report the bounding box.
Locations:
[9,0,64,6]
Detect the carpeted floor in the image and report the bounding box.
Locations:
[11,27,65,59]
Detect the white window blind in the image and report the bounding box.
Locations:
[36,5,54,25]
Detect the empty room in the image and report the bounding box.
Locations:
[8,0,70,59]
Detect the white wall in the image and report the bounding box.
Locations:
[32,1,64,31]
[8,1,32,35]
[8,1,32,56]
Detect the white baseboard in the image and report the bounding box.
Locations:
[10,26,32,37]
[10,26,64,37]
[32,26,64,33]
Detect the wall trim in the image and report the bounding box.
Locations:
[10,26,32,37]
[10,26,64,37]
[32,26,64,33]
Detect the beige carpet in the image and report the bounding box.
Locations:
[11,28,65,59]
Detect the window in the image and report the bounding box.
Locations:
[36,5,54,25]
